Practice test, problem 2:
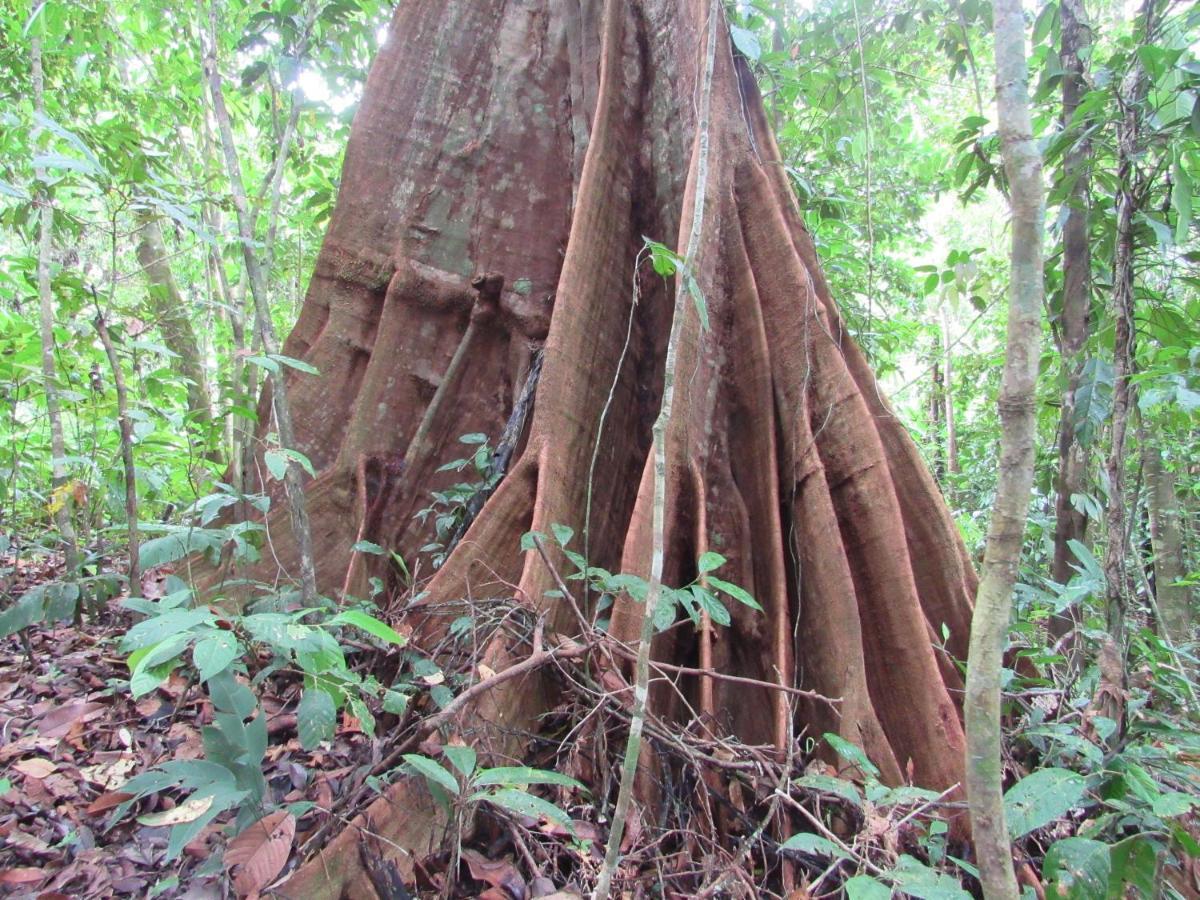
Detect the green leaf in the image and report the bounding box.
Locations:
[1108,834,1158,898]
[1152,791,1196,818]
[1004,767,1087,838]
[473,788,573,831]
[822,732,880,777]
[890,855,972,899]
[550,522,574,547]
[332,609,407,645]
[1044,837,1111,899]
[729,25,761,62]
[297,688,337,750]
[707,576,763,611]
[351,540,385,555]
[1173,157,1192,244]
[844,876,892,900]
[443,745,477,779]
[793,773,864,808]
[697,551,726,574]
[193,633,239,682]
[690,586,730,627]
[270,354,318,375]
[402,754,460,795]
[778,832,848,859]
[382,689,409,715]
[263,447,316,480]
[472,767,585,791]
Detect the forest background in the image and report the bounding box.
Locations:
[0,0,1197,897]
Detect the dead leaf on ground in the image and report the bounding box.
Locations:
[80,754,136,790]
[224,810,296,898]
[462,849,526,899]
[13,757,57,779]
[37,700,107,738]
[138,795,214,827]
[85,791,134,816]
[0,866,46,886]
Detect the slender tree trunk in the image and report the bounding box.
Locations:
[942,303,958,477]
[1143,440,1193,649]
[930,347,945,482]
[31,3,79,578]
[1103,0,1156,709]
[964,1,1044,896]
[1050,0,1093,637]
[134,210,218,455]
[596,5,718,895]
[203,1,318,605]
[93,307,140,593]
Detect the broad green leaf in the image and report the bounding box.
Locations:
[1108,834,1158,898]
[707,576,763,611]
[351,540,385,555]
[844,876,892,900]
[890,854,972,900]
[472,767,584,791]
[793,773,864,808]
[443,745,476,779]
[332,609,407,645]
[697,551,726,574]
[474,788,572,832]
[778,832,848,859]
[729,24,761,61]
[1151,791,1196,818]
[1044,837,1111,899]
[402,754,460,795]
[823,732,880,777]
[1004,767,1087,838]
[550,522,574,547]
[193,633,239,682]
[297,688,337,750]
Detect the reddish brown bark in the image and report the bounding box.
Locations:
[203,1,976,894]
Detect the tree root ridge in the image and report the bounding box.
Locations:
[195,1,980,895]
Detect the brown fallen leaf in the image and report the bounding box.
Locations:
[0,866,46,886]
[224,810,296,898]
[85,791,134,816]
[13,757,57,779]
[462,849,526,900]
[37,701,107,738]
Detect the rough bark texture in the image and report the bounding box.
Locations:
[1144,441,1193,648]
[964,1,1044,897]
[1049,0,1092,627]
[198,2,976,893]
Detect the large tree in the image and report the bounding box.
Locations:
[205,0,978,893]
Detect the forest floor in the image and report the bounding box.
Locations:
[0,553,390,899]
[0,552,597,899]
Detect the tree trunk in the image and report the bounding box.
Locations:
[134,211,217,451]
[1049,0,1093,636]
[964,0,1044,896]
[1103,0,1157,713]
[1144,440,1193,649]
[942,303,959,477]
[201,2,977,893]
[32,2,79,579]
